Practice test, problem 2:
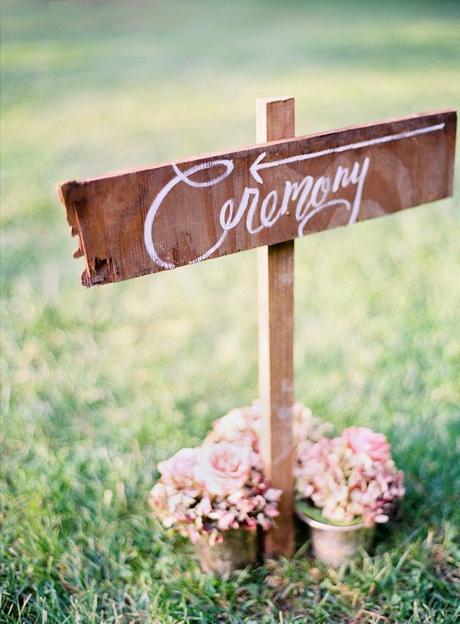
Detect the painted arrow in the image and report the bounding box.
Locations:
[249,122,446,183]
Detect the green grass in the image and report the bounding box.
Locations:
[1,0,460,621]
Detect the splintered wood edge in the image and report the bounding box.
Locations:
[58,180,92,286]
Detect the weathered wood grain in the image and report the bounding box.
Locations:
[59,110,456,287]
[257,98,295,558]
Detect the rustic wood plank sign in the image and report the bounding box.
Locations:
[58,100,456,558]
[60,109,456,288]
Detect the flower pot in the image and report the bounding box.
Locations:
[296,510,375,568]
[193,528,257,577]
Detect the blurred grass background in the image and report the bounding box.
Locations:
[1,0,459,622]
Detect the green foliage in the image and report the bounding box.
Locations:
[1,0,459,621]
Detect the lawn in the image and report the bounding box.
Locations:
[1,0,460,622]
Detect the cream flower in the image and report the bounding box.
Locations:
[148,482,168,514]
[206,405,260,448]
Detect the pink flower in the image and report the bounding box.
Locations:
[157,447,200,490]
[195,496,212,516]
[343,427,390,462]
[217,511,237,530]
[195,442,251,496]
[264,488,282,502]
[148,482,168,513]
[265,504,280,518]
[206,405,260,449]
[245,518,257,529]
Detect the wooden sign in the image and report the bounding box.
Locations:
[58,99,456,559]
[59,109,456,287]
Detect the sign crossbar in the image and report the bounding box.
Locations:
[59,109,456,288]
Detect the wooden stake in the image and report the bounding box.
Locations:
[257,97,295,557]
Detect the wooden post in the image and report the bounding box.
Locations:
[257,97,295,557]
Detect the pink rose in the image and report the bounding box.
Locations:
[157,447,200,489]
[343,427,390,462]
[195,442,251,496]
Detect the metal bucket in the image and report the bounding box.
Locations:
[193,528,258,577]
[297,510,374,568]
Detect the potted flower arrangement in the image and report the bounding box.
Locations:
[148,440,281,577]
[295,426,405,567]
[149,400,329,575]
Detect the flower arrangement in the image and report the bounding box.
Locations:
[149,400,331,546]
[149,404,406,570]
[149,441,282,545]
[295,426,405,526]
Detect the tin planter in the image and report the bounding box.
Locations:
[296,505,375,568]
[193,528,258,577]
